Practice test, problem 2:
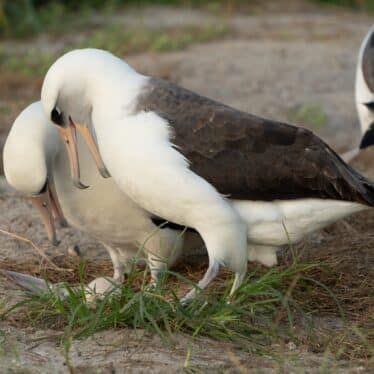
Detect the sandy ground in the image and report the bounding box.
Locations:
[0,4,373,373]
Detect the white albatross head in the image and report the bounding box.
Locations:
[41,48,143,187]
[3,102,67,245]
[356,25,374,149]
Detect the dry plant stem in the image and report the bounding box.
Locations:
[0,228,71,272]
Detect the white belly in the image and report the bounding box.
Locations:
[53,135,154,247]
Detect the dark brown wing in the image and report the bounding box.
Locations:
[136,77,374,204]
[362,28,374,93]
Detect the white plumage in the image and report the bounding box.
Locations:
[40,49,372,301]
[356,24,374,136]
[3,102,202,292]
[340,25,374,162]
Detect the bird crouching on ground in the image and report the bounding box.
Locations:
[3,101,204,298]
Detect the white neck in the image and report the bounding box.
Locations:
[356,26,374,133]
[3,102,61,194]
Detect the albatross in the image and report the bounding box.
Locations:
[356,24,374,150]
[40,48,374,302]
[3,101,203,293]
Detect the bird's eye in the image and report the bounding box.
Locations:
[51,107,64,126]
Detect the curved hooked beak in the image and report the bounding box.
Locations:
[60,117,110,184]
[30,182,60,246]
[48,177,68,228]
[30,178,68,245]
[70,118,111,179]
[57,119,89,189]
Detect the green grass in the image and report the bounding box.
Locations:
[0,23,230,77]
[1,0,373,39]
[315,0,374,10]
[83,24,230,55]
[2,245,372,367]
[1,260,335,353]
[0,1,242,39]
[287,103,328,130]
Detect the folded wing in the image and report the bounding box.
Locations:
[136,78,374,205]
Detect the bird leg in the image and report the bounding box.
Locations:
[227,271,246,304]
[139,227,185,285]
[180,261,220,303]
[102,244,125,283]
[148,259,167,286]
[230,272,246,296]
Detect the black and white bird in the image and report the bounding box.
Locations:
[40,49,374,302]
[3,101,203,297]
[356,24,374,150]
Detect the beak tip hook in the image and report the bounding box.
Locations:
[99,168,111,178]
[73,180,90,189]
[59,219,69,228]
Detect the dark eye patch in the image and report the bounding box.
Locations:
[51,108,64,126]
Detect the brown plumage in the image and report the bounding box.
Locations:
[136,77,374,205]
[362,28,374,93]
